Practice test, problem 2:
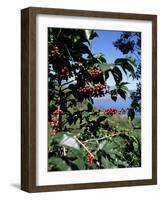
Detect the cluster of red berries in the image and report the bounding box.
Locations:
[89,68,102,78]
[79,83,106,93]
[120,108,127,114]
[53,109,64,115]
[51,114,59,128]
[104,108,127,116]
[51,121,59,128]
[94,83,106,91]
[50,115,59,136]
[104,108,118,115]
[51,46,60,58]
[86,153,94,165]
[50,109,64,132]
[79,85,94,93]
[60,67,69,78]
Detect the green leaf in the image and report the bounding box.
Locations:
[120,85,128,91]
[89,30,98,40]
[72,158,86,170]
[101,156,111,168]
[115,57,135,77]
[133,141,139,153]
[103,142,117,154]
[55,86,59,91]
[104,69,109,79]
[58,132,80,149]
[111,67,122,84]
[117,82,129,91]
[84,30,98,46]
[48,100,55,107]
[98,140,107,150]
[67,107,76,115]
[67,148,84,158]
[78,101,88,111]
[116,160,129,167]
[87,102,93,112]
[84,30,92,46]
[48,135,54,149]
[93,53,107,63]
[97,116,107,123]
[128,108,135,121]
[48,157,71,171]
[111,89,117,102]
[119,82,129,86]
[78,43,92,56]
[99,63,115,73]
[89,115,98,121]
[125,56,137,67]
[84,30,91,41]
[53,132,64,143]
[70,129,81,135]
[118,89,126,100]
[62,88,73,94]
[93,53,104,58]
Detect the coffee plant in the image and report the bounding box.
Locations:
[48,28,141,171]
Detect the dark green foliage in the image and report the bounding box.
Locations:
[114,32,141,116]
[48,28,141,171]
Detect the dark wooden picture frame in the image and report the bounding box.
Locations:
[21,7,157,193]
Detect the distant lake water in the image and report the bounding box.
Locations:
[93,96,141,116]
[93,96,131,109]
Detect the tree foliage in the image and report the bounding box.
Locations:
[48,28,141,171]
[113,32,141,117]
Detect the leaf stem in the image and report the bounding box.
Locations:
[61,79,75,87]
[84,136,110,143]
[73,136,94,158]
[63,146,66,156]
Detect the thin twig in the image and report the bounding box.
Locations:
[64,44,74,62]
[61,79,75,87]
[74,136,94,157]
[84,136,111,143]
[63,146,66,156]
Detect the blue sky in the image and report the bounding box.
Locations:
[89,30,140,90]
[92,30,123,63]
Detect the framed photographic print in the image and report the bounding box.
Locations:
[21,7,157,192]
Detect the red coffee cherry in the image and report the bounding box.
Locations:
[79,85,94,93]
[53,109,64,115]
[51,122,59,127]
[86,153,94,165]
[51,116,58,122]
[60,67,69,78]
[104,108,118,116]
[94,83,106,91]
[104,108,127,116]
[89,68,102,78]
[50,129,57,136]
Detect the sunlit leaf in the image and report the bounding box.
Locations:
[59,133,80,149]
